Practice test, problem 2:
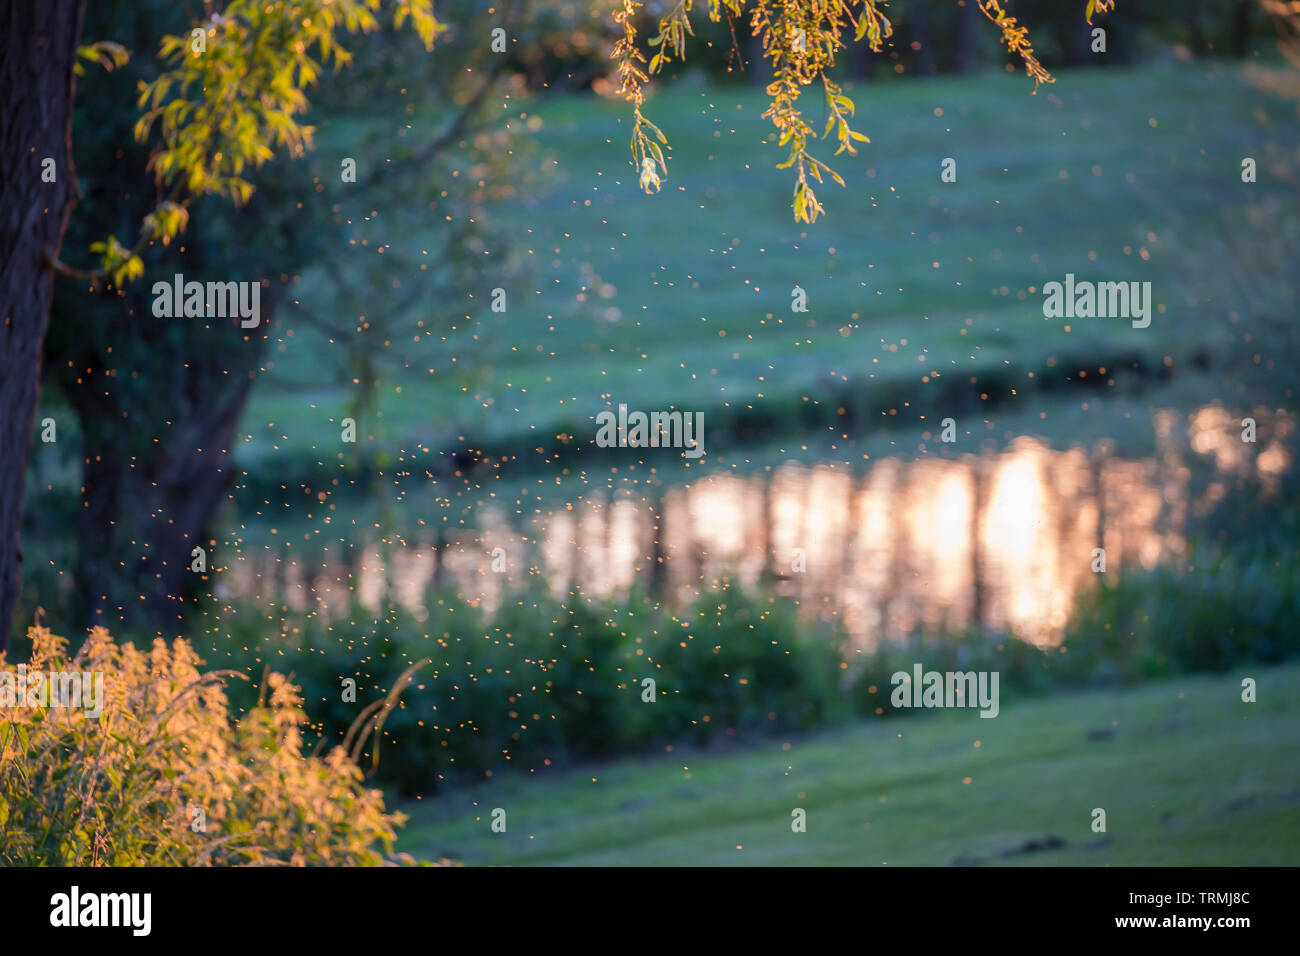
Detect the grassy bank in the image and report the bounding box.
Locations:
[234,61,1298,478]
[398,660,1300,866]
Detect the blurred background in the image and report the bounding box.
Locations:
[14,0,1300,864]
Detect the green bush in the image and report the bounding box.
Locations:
[1062,545,1300,681]
[168,534,1300,794]
[191,583,851,793]
[849,628,1061,717]
[655,587,849,741]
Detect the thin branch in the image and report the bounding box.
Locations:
[382,56,510,180]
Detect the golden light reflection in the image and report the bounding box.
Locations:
[222,404,1292,649]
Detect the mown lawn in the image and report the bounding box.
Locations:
[240,61,1298,472]
[399,661,1300,865]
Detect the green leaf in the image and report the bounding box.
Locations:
[77,41,130,74]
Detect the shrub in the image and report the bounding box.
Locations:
[155,539,1300,796]
[190,583,852,792]
[0,625,415,866]
[656,587,849,741]
[1062,544,1300,681]
[849,628,1060,717]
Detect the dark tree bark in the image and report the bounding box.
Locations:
[0,0,85,650]
[58,301,267,634]
[50,250,288,634]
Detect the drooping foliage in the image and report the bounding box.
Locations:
[614,0,1114,221]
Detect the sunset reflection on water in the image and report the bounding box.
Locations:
[220,405,1291,648]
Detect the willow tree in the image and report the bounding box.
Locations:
[0,0,441,649]
[611,0,1115,221]
[612,0,1300,217]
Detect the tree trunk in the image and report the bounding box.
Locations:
[42,0,304,638]
[0,0,85,650]
[67,359,254,634]
[52,269,281,635]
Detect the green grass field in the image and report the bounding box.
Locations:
[238,61,1298,474]
[399,661,1300,865]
